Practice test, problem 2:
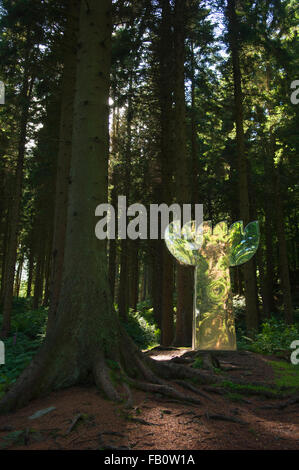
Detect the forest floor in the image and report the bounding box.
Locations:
[0,349,298,450]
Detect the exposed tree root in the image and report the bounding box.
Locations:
[174,379,213,400]
[150,358,219,385]
[0,332,222,415]
[93,352,121,402]
[126,379,202,405]
[260,395,299,410]
[205,411,246,425]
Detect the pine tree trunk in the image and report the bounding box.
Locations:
[0,0,216,415]
[159,0,175,346]
[190,40,200,207]
[26,241,34,298]
[0,0,119,411]
[0,213,9,302]
[1,56,33,337]
[108,117,119,303]
[47,0,80,332]
[275,168,293,323]
[173,0,193,346]
[129,240,139,312]
[43,235,52,306]
[33,236,45,310]
[13,254,23,298]
[226,0,259,334]
[118,74,133,322]
[151,237,163,328]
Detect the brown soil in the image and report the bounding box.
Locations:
[0,350,298,450]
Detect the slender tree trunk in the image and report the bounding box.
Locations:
[47,0,80,332]
[150,236,163,328]
[43,236,52,306]
[141,262,147,302]
[129,240,139,312]
[173,0,193,347]
[275,167,293,323]
[0,213,9,302]
[26,240,34,298]
[14,254,23,298]
[33,235,45,310]
[190,40,200,207]
[118,240,129,320]
[1,56,33,337]
[118,74,133,322]
[158,0,175,346]
[263,71,276,315]
[108,237,117,303]
[226,0,259,334]
[108,112,119,303]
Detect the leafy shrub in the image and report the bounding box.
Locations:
[122,309,160,350]
[0,301,47,398]
[10,308,48,338]
[0,332,42,387]
[238,317,299,354]
[135,300,157,325]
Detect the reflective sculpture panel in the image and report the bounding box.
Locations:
[165,220,260,350]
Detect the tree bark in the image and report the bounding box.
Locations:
[13,254,23,298]
[26,236,35,298]
[173,0,193,346]
[33,234,45,310]
[158,0,175,346]
[226,0,259,334]
[1,50,33,337]
[275,167,293,323]
[0,0,217,415]
[118,74,133,322]
[47,0,80,332]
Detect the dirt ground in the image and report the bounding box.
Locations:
[0,350,298,450]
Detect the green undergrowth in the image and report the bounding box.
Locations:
[121,301,160,350]
[0,298,160,399]
[237,313,299,355]
[214,375,299,398]
[0,299,47,398]
[218,380,281,397]
[269,360,299,392]
[191,357,203,369]
[224,392,248,402]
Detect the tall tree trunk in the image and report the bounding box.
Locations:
[158,0,175,346]
[33,235,45,310]
[129,240,139,312]
[0,0,214,416]
[226,0,259,334]
[190,40,200,207]
[13,254,23,298]
[173,0,193,346]
[118,240,129,320]
[264,65,292,321]
[47,0,80,332]
[26,238,35,298]
[43,234,52,306]
[1,54,33,337]
[0,0,119,411]
[275,167,293,323]
[108,111,119,303]
[0,213,9,302]
[150,236,163,328]
[118,74,133,322]
[263,70,276,315]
